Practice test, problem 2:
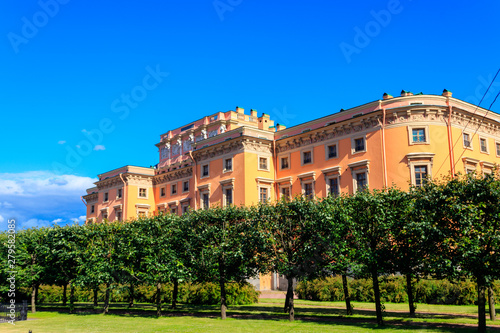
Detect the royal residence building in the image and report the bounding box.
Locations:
[83,90,500,289]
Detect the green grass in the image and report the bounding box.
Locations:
[2,301,499,332]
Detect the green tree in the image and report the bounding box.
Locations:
[16,227,50,313]
[183,205,267,320]
[348,187,405,325]
[257,197,333,321]
[414,172,500,332]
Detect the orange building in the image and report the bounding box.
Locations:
[83,90,500,289]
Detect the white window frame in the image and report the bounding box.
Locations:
[115,210,122,221]
[298,172,316,199]
[325,141,339,160]
[116,188,123,199]
[90,205,95,214]
[407,153,434,187]
[198,184,211,210]
[463,132,473,149]
[182,180,189,193]
[160,186,166,198]
[258,186,269,203]
[496,141,500,157]
[256,178,273,203]
[326,174,340,197]
[223,157,233,173]
[279,154,290,170]
[220,178,235,207]
[348,160,369,193]
[351,135,367,154]
[138,188,148,199]
[481,161,494,177]
[258,156,270,171]
[408,125,430,145]
[201,163,210,178]
[181,202,190,214]
[171,183,177,195]
[479,136,489,154]
[353,170,368,193]
[276,177,292,201]
[103,192,109,203]
[301,149,314,166]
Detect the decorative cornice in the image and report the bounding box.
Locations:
[406,153,435,161]
[321,166,341,174]
[297,172,316,180]
[83,193,98,203]
[348,159,370,169]
[153,167,193,185]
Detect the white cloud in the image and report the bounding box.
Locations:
[0,171,97,230]
[0,215,4,223]
[58,140,66,144]
[93,145,106,151]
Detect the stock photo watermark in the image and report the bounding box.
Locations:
[7,0,71,54]
[339,0,410,64]
[51,65,169,175]
[213,0,243,21]
[5,219,18,324]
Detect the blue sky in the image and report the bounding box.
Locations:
[1,0,499,229]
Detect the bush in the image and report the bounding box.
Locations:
[15,281,259,306]
[297,276,500,305]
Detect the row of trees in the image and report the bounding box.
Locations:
[1,172,499,332]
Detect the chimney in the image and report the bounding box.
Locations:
[276,123,287,131]
[442,89,452,97]
[250,109,257,117]
[400,90,408,97]
[383,92,393,100]
[236,106,244,114]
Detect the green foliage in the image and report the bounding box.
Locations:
[297,276,500,305]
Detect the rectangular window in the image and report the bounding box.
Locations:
[224,158,233,172]
[281,157,289,169]
[412,128,426,143]
[103,213,108,220]
[104,192,109,202]
[160,187,166,197]
[259,157,268,170]
[414,166,428,187]
[182,205,189,214]
[281,187,290,200]
[497,143,500,156]
[225,188,233,206]
[327,144,337,159]
[259,187,268,203]
[480,138,488,153]
[329,177,339,197]
[117,189,122,199]
[354,138,365,152]
[463,133,471,148]
[116,211,122,221]
[202,193,209,209]
[171,184,177,195]
[183,181,189,192]
[91,205,95,213]
[139,188,147,198]
[303,151,312,164]
[356,173,367,192]
[202,164,209,177]
[138,211,146,218]
[170,207,177,215]
[304,183,313,199]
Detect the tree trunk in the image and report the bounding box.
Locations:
[406,273,416,317]
[342,274,352,315]
[156,282,162,317]
[93,287,98,307]
[371,270,383,326]
[489,287,496,321]
[287,277,294,322]
[69,282,75,313]
[103,284,110,314]
[129,283,134,308]
[171,279,179,309]
[62,284,67,306]
[478,278,487,333]
[31,283,38,313]
[220,279,227,320]
[35,283,39,304]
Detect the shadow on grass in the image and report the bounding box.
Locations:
[33,303,500,332]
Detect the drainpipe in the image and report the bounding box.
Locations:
[446,102,456,176]
[381,108,388,188]
[272,140,278,201]
[188,151,197,210]
[119,173,127,220]
[80,196,87,206]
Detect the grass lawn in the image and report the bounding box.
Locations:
[2,300,499,332]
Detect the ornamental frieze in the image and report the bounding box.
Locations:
[153,167,193,185]
[126,174,154,187]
